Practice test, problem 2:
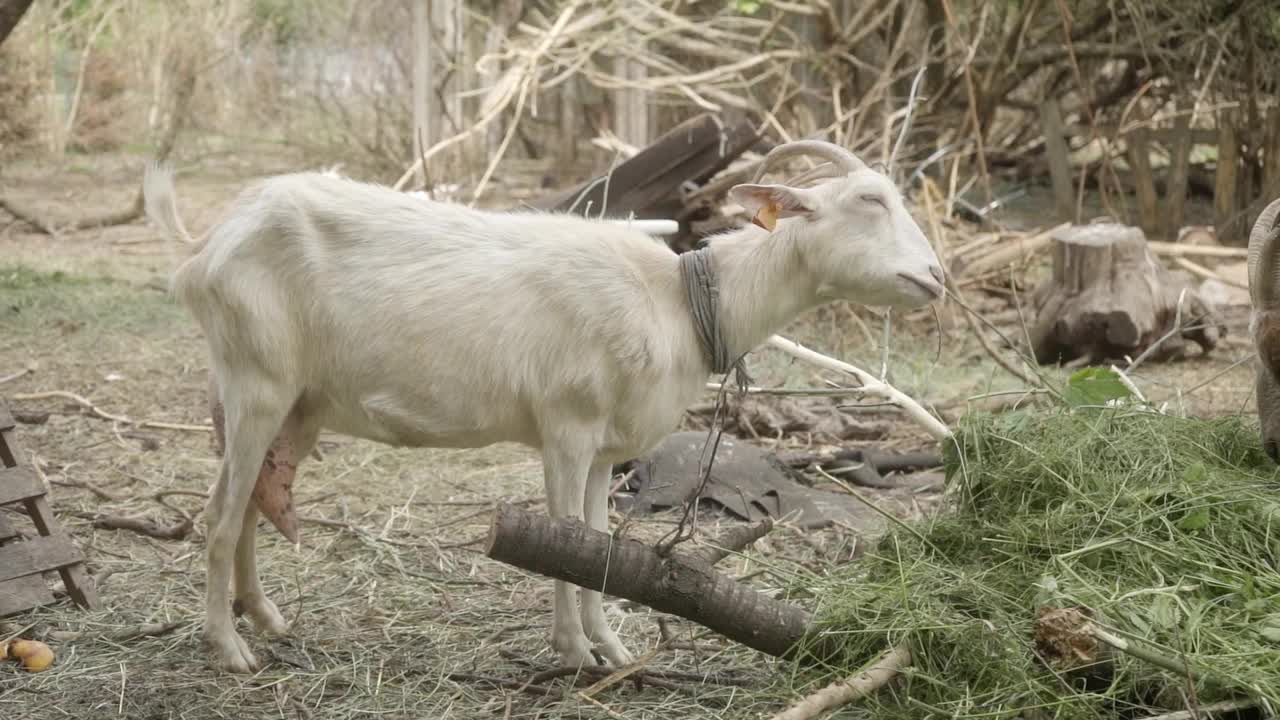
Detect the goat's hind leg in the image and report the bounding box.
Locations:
[211,372,316,638]
[233,410,318,636]
[204,369,296,673]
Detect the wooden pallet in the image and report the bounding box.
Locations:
[0,401,98,616]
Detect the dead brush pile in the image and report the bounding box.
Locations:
[0,43,41,156]
[800,377,1280,718]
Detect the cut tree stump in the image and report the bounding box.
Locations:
[0,400,98,616]
[1029,223,1224,365]
[485,503,843,663]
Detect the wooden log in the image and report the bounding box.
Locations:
[484,503,842,662]
[1164,111,1193,242]
[1029,224,1223,366]
[1126,127,1159,236]
[1040,99,1075,223]
[1215,113,1242,245]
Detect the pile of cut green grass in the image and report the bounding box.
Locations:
[802,403,1280,718]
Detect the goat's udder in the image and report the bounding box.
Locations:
[209,395,302,544]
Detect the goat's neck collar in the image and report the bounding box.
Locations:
[678,246,751,391]
[681,228,819,388]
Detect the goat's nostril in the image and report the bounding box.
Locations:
[1267,440,1280,463]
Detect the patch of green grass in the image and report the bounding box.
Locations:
[0,265,99,290]
[797,394,1280,718]
[0,264,185,340]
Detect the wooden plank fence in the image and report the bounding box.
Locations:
[1040,99,1280,244]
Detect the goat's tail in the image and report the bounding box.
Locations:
[142,161,197,247]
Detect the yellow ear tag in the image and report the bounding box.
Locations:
[752,202,779,231]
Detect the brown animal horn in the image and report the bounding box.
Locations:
[751,140,865,184]
[1248,198,1280,308]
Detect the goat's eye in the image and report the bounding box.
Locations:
[861,194,889,210]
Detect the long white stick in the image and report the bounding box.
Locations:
[766,335,953,441]
[770,643,912,720]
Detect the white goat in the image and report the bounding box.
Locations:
[142,140,945,674]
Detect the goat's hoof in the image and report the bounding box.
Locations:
[554,634,600,670]
[206,628,260,673]
[596,640,635,668]
[239,596,289,636]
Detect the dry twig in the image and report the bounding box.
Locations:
[770,643,912,720]
[72,511,193,541]
[12,391,211,433]
[0,364,36,386]
[765,336,951,441]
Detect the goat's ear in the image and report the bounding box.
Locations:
[729,184,816,231]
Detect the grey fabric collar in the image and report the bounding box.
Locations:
[678,247,751,393]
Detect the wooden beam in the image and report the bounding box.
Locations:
[0,400,99,611]
[0,576,55,618]
[0,466,43,507]
[0,535,86,584]
[0,512,17,542]
[21,496,98,608]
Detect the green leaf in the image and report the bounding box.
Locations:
[1063,367,1133,408]
[732,0,762,14]
[1150,594,1180,630]
[1182,462,1207,485]
[1177,507,1212,532]
[1258,616,1280,643]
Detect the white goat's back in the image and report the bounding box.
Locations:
[168,173,705,458]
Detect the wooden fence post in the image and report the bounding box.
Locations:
[1215,111,1241,245]
[1126,127,1159,236]
[1040,99,1075,223]
[1263,105,1280,201]
[1164,110,1193,241]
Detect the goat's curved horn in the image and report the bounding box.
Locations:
[751,140,865,184]
[1248,198,1280,308]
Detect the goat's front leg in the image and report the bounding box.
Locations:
[542,437,600,668]
[580,460,636,666]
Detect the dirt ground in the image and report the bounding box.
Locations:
[0,147,1262,719]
